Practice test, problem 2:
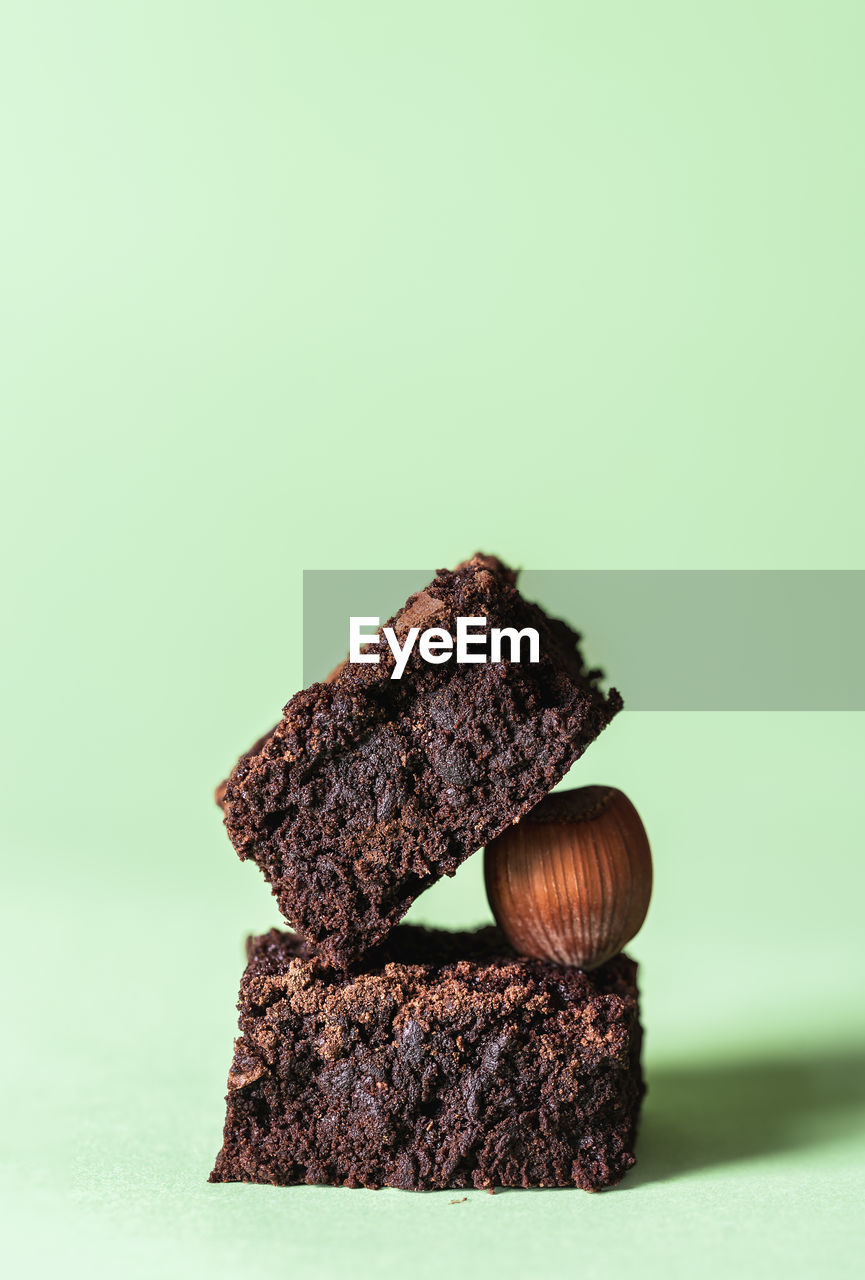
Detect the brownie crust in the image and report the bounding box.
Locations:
[220,556,622,966]
[210,925,644,1192]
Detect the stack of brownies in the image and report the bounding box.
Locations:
[210,554,645,1192]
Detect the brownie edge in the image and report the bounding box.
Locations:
[210,925,644,1192]
[220,555,622,966]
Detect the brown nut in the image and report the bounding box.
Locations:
[484,786,652,970]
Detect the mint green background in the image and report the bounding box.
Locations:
[3,3,864,1277]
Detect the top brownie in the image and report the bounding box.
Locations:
[221,555,622,966]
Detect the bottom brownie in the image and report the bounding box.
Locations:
[210,925,644,1191]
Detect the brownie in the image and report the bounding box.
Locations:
[220,555,621,966]
[210,925,644,1191]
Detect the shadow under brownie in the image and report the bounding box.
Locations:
[210,925,644,1191]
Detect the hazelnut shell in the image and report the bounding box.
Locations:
[484,785,652,970]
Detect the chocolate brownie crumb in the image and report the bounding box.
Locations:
[210,924,644,1192]
[219,555,622,965]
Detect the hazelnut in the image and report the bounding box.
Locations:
[484,786,652,970]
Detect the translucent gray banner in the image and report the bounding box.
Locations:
[302,570,865,710]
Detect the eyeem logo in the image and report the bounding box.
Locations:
[350,616,540,680]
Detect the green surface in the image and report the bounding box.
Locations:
[3,3,864,1277]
